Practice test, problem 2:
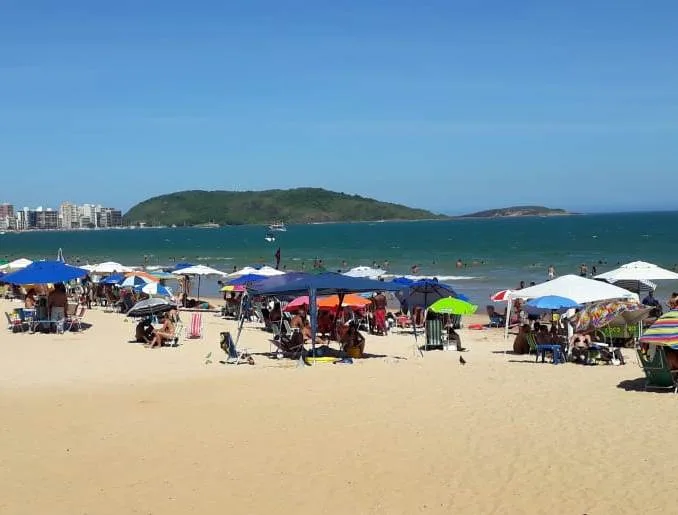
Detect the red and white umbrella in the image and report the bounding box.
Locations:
[490,289,513,302]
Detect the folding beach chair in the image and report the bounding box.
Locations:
[5,312,28,333]
[424,319,445,351]
[636,345,678,393]
[185,312,203,339]
[220,331,250,365]
[65,305,87,332]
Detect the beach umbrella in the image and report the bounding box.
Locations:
[172,264,226,300]
[396,278,459,310]
[125,271,159,283]
[1,260,88,285]
[283,295,310,312]
[490,289,513,302]
[139,282,173,297]
[572,300,652,333]
[90,261,133,274]
[99,273,125,285]
[172,262,195,271]
[428,296,478,315]
[0,257,33,272]
[119,275,152,288]
[126,298,177,317]
[317,294,372,310]
[525,295,580,312]
[220,284,245,292]
[150,270,176,280]
[228,265,285,278]
[595,261,678,282]
[640,310,678,348]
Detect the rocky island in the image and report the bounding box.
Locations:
[459,205,570,218]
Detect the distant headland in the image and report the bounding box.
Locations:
[458,205,571,218]
[123,188,448,226]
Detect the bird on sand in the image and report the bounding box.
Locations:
[459,355,466,365]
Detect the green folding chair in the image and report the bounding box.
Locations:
[636,345,678,393]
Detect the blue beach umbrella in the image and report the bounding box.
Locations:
[138,282,173,297]
[119,275,152,288]
[525,295,581,313]
[2,260,88,285]
[99,273,125,285]
[173,262,194,271]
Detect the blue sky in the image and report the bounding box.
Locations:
[1,0,677,214]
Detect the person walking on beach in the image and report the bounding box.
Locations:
[547,265,555,280]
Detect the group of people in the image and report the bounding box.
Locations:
[135,309,180,348]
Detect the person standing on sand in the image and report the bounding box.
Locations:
[373,291,387,335]
[548,265,555,280]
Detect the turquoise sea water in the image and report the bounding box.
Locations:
[2,212,678,303]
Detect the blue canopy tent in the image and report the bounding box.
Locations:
[245,273,402,363]
[2,260,88,285]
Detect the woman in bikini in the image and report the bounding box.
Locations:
[147,315,176,348]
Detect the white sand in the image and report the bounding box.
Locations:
[1,298,676,514]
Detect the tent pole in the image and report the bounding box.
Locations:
[234,292,247,346]
[504,296,512,341]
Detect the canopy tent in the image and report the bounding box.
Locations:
[595,261,678,282]
[171,264,226,300]
[504,274,639,338]
[343,266,387,278]
[246,273,402,361]
[1,260,88,285]
[172,262,195,271]
[605,278,657,296]
[283,293,372,312]
[0,258,33,272]
[89,261,134,274]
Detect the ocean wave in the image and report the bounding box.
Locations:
[382,274,479,281]
[196,256,234,261]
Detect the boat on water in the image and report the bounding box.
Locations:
[264,231,276,242]
[268,221,287,232]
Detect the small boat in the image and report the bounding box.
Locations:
[264,231,276,242]
[268,221,287,232]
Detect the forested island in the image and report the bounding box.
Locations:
[460,206,570,218]
[123,188,447,226]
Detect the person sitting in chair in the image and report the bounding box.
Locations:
[569,332,592,362]
[340,321,365,358]
[291,308,312,341]
[147,314,175,349]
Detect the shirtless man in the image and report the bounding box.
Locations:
[47,283,68,322]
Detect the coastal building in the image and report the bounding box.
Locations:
[0,203,14,230]
[59,202,80,229]
[97,208,122,228]
[34,207,59,230]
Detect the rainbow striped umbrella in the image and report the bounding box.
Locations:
[640,310,678,348]
[572,300,651,333]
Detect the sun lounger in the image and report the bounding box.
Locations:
[636,345,678,392]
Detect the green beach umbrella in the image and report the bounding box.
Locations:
[428,296,478,315]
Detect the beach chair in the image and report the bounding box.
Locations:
[271,320,304,357]
[65,305,87,332]
[636,345,678,393]
[220,331,249,365]
[526,333,565,364]
[5,312,28,333]
[185,312,203,339]
[424,319,445,351]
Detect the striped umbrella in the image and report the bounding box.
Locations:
[140,282,173,297]
[640,310,678,348]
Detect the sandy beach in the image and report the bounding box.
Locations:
[1,297,676,514]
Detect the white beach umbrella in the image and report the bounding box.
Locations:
[595,261,678,282]
[172,264,226,300]
[90,261,134,274]
[343,266,387,278]
[228,265,284,277]
[0,258,33,272]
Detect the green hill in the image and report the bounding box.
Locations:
[459,205,569,218]
[123,188,446,226]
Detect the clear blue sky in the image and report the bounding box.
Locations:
[1,1,676,214]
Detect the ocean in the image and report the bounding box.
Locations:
[2,212,678,303]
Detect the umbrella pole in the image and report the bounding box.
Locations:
[234,293,247,346]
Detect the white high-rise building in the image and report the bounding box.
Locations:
[59,202,79,229]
